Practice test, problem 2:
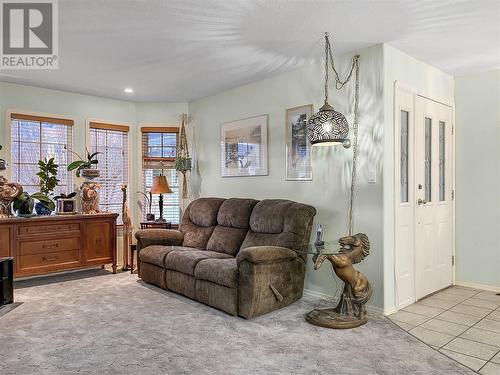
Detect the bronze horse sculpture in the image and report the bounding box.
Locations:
[307,233,372,329]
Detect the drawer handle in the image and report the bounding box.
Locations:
[95,238,102,243]
[42,256,58,262]
[42,243,59,249]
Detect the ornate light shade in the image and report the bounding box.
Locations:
[150,175,173,194]
[307,101,349,146]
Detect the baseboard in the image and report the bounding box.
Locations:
[455,281,500,293]
[303,289,385,316]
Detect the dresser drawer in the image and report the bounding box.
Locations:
[19,250,80,269]
[18,222,80,236]
[19,237,80,256]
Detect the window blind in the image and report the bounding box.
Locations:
[141,127,180,224]
[10,113,74,196]
[89,122,129,224]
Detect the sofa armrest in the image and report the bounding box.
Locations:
[236,246,298,266]
[135,229,184,250]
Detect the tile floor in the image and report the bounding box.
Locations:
[388,286,500,374]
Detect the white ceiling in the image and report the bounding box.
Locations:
[1,0,499,102]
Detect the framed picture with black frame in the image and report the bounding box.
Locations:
[285,104,313,181]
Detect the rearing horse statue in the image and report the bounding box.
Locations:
[307,233,372,329]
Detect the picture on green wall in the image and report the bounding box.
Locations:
[285,104,313,181]
[220,115,268,177]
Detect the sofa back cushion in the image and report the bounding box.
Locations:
[206,198,258,255]
[179,197,315,255]
[180,198,225,249]
[240,199,316,251]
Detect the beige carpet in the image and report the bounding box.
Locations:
[0,270,474,374]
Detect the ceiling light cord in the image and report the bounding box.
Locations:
[323,33,361,235]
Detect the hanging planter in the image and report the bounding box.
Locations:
[175,113,191,199]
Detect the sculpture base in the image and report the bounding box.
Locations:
[306,308,367,329]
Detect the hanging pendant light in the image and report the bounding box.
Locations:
[307,32,352,148]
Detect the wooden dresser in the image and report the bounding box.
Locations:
[0,213,118,277]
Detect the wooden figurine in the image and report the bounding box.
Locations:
[0,176,23,218]
[121,184,133,271]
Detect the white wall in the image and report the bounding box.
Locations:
[455,70,500,290]
[382,44,455,313]
[188,45,385,309]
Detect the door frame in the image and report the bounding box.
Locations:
[393,81,456,310]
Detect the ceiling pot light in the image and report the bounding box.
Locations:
[124,88,134,93]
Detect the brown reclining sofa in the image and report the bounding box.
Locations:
[135,197,316,318]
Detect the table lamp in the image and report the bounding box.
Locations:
[150,174,173,222]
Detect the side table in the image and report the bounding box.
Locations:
[295,233,372,329]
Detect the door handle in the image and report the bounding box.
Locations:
[417,198,427,205]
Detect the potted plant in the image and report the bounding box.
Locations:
[35,157,59,215]
[0,145,5,171]
[13,191,52,217]
[54,192,77,215]
[67,149,100,178]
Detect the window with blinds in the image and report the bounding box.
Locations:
[10,113,73,195]
[141,127,180,224]
[89,122,129,224]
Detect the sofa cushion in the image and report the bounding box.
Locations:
[195,258,238,288]
[206,226,248,256]
[181,222,216,249]
[165,250,232,276]
[139,245,184,267]
[249,200,294,234]
[216,198,258,229]
[188,198,225,227]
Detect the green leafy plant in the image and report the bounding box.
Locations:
[37,157,60,195]
[14,192,54,215]
[54,192,77,200]
[67,149,100,177]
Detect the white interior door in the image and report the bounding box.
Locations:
[395,87,454,309]
[415,96,453,300]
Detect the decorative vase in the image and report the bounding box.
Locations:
[35,202,52,216]
[0,159,6,171]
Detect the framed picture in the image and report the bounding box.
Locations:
[285,104,313,181]
[221,115,268,177]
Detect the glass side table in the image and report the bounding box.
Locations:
[296,233,372,329]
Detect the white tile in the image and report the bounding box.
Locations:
[439,349,487,372]
[437,310,483,326]
[418,297,460,310]
[403,303,445,317]
[488,310,500,322]
[387,310,429,326]
[409,326,455,347]
[491,352,500,365]
[443,337,498,360]
[450,304,492,318]
[461,328,500,347]
[480,362,500,375]
[431,293,469,303]
[441,287,480,298]
[421,318,469,336]
[476,291,500,302]
[476,319,500,334]
[463,297,500,310]
[390,319,415,331]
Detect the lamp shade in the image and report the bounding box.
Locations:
[150,175,173,194]
[307,101,349,146]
